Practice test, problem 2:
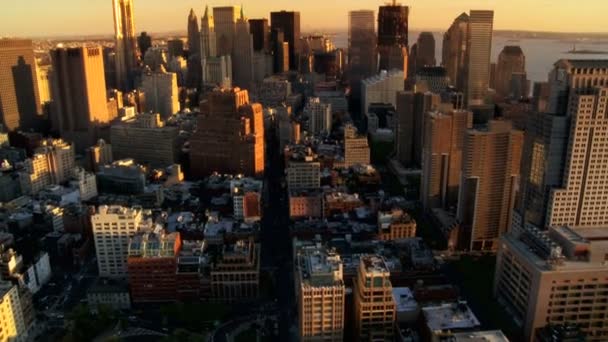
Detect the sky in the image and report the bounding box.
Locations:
[1,0,607,37]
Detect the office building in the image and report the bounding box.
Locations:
[377,209,417,240]
[214,6,240,56]
[348,10,376,78]
[0,282,29,342]
[421,110,473,210]
[19,139,75,195]
[211,238,260,302]
[396,91,440,167]
[286,156,321,191]
[249,19,269,52]
[110,113,179,168]
[377,2,409,72]
[516,60,608,232]
[466,10,494,106]
[271,11,301,70]
[442,13,469,92]
[190,88,264,178]
[187,8,202,89]
[112,0,138,90]
[414,66,450,93]
[202,55,232,88]
[415,32,436,68]
[50,46,111,151]
[494,227,608,341]
[167,39,184,59]
[344,124,370,167]
[304,97,332,135]
[361,69,404,116]
[353,255,396,341]
[295,246,345,342]
[495,46,526,99]
[70,167,98,201]
[127,231,181,302]
[233,9,254,89]
[0,38,41,131]
[140,67,179,118]
[86,139,113,172]
[92,205,143,278]
[457,120,523,251]
[96,159,146,195]
[137,32,152,57]
[200,5,217,59]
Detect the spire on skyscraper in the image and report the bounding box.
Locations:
[203,4,209,19]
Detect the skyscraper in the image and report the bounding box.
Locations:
[270,11,301,70]
[442,13,469,92]
[348,10,377,78]
[187,8,202,89]
[213,6,240,57]
[396,91,440,167]
[295,246,344,342]
[140,67,180,118]
[200,5,217,59]
[344,124,370,167]
[112,0,138,91]
[495,46,526,99]
[377,2,409,72]
[304,97,332,135]
[353,255,396,341]
[189,88,264,178]
[233,9,254,89]
[50,46,111,152]
[249,19,269,52]
[0,38,41,131]
[457,120,523,251]
[421,109,473,210]
[137,32,152,57]
[466,10,494,106]
[415,32,436,67]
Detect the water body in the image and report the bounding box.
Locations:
[332,32,608,84]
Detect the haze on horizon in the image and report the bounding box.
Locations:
[1,0,607,38]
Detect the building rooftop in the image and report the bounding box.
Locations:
[422,301,480,332]
[360,254,390,275]
[88,278,129,295]
[392,287,418,313]
[555,59,608,70]
[128,231,180,258]
[297,247,344,287]
[450,330,509,342]
[95,205,143,217]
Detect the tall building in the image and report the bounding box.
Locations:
[213,6,240,57]
[421,110,473,210]
[140,67,179,118]
[344,124,370,167]
[353,255,396,341]
[516,60,608,232]
[442,13,469,91]
[270,11,301,70]
[127,231,181,303]
[415,32,436,68]
[86,139,113,172]
[249,19,269,52]
[304,97,332,135]
[92,205,143,278]
[377,2,409,72]
[495,46,526,99]
[18,139,75,195]
[286,152,321,191]
[190,88,264,178]
[295,246,344,342]
[187,8,202,89]
[112,0,138,91]
[137,32,152,57]
[211,238,260,302]
[0,39,41,131]
[50,46,111,151]
[396,91,440,167]
[457,120,523,251]
[0,282,29,342]
[200,5,217,59]
[348,10,376,78]
[466,10,494,106]
[361,69,404,116]
[110,113,179,168]
[233,9,254,89]
[494,227,608,341]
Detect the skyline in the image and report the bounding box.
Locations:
[1,0,607,38]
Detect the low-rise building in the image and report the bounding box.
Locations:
[211,238,260,302]
[421,301,481,341]
[378,209,417,240]
[87,278,131,313]
[290,190,323,219]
